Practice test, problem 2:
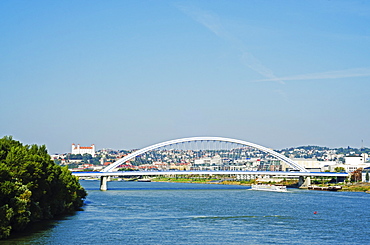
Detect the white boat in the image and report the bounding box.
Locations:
[251,184,287,192]
[137,179,151,182]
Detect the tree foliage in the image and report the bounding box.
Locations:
[334,167,346,173]
[0,136,87,239]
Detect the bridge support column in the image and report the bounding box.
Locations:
[100,176,108,191]
[298,176,311,188]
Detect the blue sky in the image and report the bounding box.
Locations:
[1,0,370,154]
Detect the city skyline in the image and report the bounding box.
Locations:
[1,1,370,154]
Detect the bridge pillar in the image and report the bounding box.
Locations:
[100,176,108,191]
[298,176,311,188]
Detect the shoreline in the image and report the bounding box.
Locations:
[150,178,370,193]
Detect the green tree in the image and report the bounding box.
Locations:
[366,171,369,182]
[0,136,87,239]
[334,167,346,173]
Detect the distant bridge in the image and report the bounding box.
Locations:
[74,170,348,178]
[71,136,350,190]
[102,136,309,172]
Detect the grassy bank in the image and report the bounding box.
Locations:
[305,181,370,192]
[151,176,299,187]
[151,176,254,185]
[339,183,370,192]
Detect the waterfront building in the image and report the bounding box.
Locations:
[327,153,370,173]
[71,144,96,157]
[345,154,368,165]
[329,154,370,173]
[292,158,337,172]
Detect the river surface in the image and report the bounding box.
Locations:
[2,180,370,244]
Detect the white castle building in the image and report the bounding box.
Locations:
[71,144,96,157]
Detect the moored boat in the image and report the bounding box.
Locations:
[251,184,287,192]
[308,186,342,191]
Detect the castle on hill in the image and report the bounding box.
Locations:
[71,143,95,157]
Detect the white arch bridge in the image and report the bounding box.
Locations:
[71,137,349,190]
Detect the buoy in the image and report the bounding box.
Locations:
[313,211,317,214]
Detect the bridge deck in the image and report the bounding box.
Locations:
[72,170,349,178]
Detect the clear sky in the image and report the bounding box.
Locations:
[1,0,370,154]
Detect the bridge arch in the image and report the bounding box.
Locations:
[102,137,308,172]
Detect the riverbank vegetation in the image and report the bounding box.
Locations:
[305,182,370,192]
[0,136,87,239]
[152,176,256,185]
[308,176,370,192]
[152,176,260,185]
[339,183,370,192]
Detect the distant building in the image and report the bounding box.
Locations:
[71,144,96,157]
[345,154,368,165]
[194,155,222,166]
[280,158,336,172]
[294,159,336,172]
[329,154,370,173]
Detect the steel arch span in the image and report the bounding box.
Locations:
[102,137,308,172]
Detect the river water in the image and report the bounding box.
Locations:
[2,180,370,244]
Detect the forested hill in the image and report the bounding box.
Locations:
[0,136,87,239]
